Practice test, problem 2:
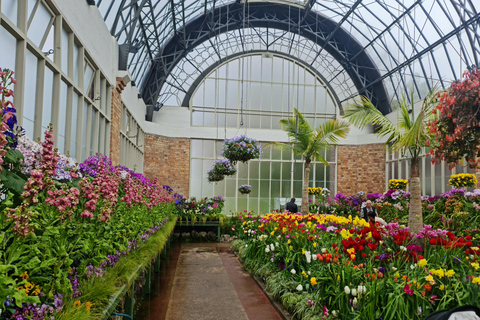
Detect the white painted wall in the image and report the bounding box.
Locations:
[146,106,387,145]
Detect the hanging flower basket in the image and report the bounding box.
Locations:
[207,160,236,183]
[427,68,480,169]
[238,184,252,194]
[222,135,261,164]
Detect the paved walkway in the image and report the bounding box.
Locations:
[136,243,282,320]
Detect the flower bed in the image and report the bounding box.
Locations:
[0,72,178,320]
[231,212,480,319]
[175,195,226,222]
[0,127,177,319]
[309,188,480,230]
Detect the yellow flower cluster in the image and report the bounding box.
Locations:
[388,179,408,190]
[308,187,323,195]
[448,173,477,188]
[428,268,455,278]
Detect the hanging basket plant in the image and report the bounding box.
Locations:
[238,184,252,195]
[222,135,261,164]
[427,67,480,169]
[207,160,236,183]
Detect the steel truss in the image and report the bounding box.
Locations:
[95,0,480,120]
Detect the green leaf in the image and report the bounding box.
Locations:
[22,256,42,270]
[0,170,26,194]
[12,290,40,307]
[3,149,24,164]
[0,265,17,275]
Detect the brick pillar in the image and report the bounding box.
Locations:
[143,134,190,197]
[337,144,386,194]
[109,77,126,166]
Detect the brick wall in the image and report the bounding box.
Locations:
[337,144,386,194]
[109,77,125,166]
[144,134,190,197]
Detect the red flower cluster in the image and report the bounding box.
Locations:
[427,68,480,169]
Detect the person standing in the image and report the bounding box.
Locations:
[285,198,298,213]
[360,200,377,220]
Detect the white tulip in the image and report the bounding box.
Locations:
[296,284,303,291]
[351,288,357,296]
[357,285,366,295]
[344,286,351,295]
[321,248,327,253]
[353,297,358,306]
[291,269,296,274]
[392,267,397,271]
[265,247,270,253]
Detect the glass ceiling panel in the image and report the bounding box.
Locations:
[96,0,480,114]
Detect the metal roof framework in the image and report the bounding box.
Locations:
[95,0,480,120]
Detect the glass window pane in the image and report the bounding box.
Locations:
[84,62,94,94]
[27,0,37,21]
[23,50,38,139]
[0,27,17,71]
[249,161,259,180]
[2,0,18,25]
[42,67,54,133]
[260,162,270,179]
[61,28,69,74]
[28,2,53,48]
[191,139,202,158]
[42,24,54,61]
[90,109,96,156]
[71,92,78,158]
[82,101,87,159]
[58,81,68,154]
[202,140,214,158]
[73,42,79,85]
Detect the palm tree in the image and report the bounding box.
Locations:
[343,89,438,235]
[268,108,350,214]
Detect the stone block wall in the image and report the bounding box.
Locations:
[109,77,125,166]
[337,143,386,194]
[144,134,190,197]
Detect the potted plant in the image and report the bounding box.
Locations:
[308,187,323,196]
[222,135,261,164]
[238,184,252,194]
[427,67,480,170]
[388,179,408,190]
[207,160,236,182]
[448,173,477,189]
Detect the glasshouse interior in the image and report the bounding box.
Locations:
[1,0,480,319]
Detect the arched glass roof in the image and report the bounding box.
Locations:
[95,0,480,119]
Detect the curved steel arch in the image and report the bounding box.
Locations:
[140,2,391,117]
[180,50,342,111]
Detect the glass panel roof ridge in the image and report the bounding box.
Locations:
[96,0,480,118]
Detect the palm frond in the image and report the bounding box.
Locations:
[344,96,402,148]
[265,141,294,152]
[394,86,439,156]
[397,94,413,131]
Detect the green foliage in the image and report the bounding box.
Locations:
[57,216,177,320]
